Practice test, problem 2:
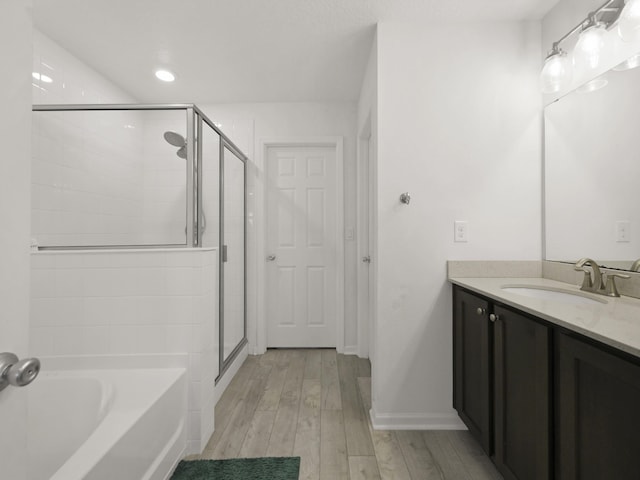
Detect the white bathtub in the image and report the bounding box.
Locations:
[27,367,187,480]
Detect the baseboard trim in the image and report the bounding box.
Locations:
[369,409,467,430]
[343,345,359,355]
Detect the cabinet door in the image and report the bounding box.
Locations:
[453,287,492,454]
[555,332,640,480]
[493,305,550,480]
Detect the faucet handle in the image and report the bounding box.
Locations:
[574,266,593,290]
[603,272,631,297]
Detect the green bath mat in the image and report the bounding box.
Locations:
[171,456,300,480]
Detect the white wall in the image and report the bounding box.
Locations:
[0,1,32,478]
[370,21,542,428]
[198,102,359,353]
[32,30,136,105]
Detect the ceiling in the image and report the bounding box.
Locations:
[33,0,560,104]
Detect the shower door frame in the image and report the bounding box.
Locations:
[32,103,201,250]
[216,137,248,382]
[32,103,249,381]
[193,107,248,383]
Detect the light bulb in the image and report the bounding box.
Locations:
[573,23,609,71]
[576,75,608,94]
[613,53,640,71]
[540,50,572,94]
[618,0,640,43]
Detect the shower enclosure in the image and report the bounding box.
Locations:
[31,104,247,380]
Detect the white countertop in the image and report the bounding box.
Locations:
[450,277,640,359]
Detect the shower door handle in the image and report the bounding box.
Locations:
[222,245,228,263]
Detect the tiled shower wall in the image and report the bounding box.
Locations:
[31,30,144,247]
[30,249,218,453]
[32,31,191,248]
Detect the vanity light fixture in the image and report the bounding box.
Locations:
[613,52,640,69]
[155,69,175,82]
[540,0,635,93]
[540,44,572,93]
[573,13,610,71]
[575,74,609,93]
[618,0,640,42]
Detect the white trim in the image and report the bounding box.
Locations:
[343,345,359,355]
[256,137,345,354]
[356,116,372,359]
[214,343,249,405]
[369,409,467,430]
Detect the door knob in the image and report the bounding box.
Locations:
[0,352,40,392]
[362,256,371,264]
[476,307,486,316]
[267,255,276,262]
[489,313,499,323]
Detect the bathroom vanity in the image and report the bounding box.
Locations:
[450,277,640,480]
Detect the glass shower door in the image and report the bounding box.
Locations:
[220,142,246,372]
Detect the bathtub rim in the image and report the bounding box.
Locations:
[29,365,188,480]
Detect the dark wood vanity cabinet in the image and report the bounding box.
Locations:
[555,332,640,480]
[453,284,640,480]
[453,288,492,453]
[453,286,551,480]
[493,305,550,480]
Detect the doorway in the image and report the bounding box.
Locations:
[257,138,344,351]
[357,117,375,362]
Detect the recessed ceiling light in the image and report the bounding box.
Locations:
[32,72,53,83]
[155,69,175,82]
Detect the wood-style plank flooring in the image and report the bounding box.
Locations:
[193,349,503,480]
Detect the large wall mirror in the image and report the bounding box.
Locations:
[544,52,640,272]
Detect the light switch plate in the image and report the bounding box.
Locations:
[454,221,468,243]
[616,221,631,243]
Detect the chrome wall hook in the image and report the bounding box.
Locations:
[400,192,411,205]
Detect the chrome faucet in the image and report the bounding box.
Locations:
[630,259,640,272]
[574,258,603,293]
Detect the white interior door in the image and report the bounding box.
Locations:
[366,134,375,362]
[0,1,31,477]
[357,132,374,360]
[266,145,337,347]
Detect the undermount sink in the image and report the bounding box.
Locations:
[501,285,607,306]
